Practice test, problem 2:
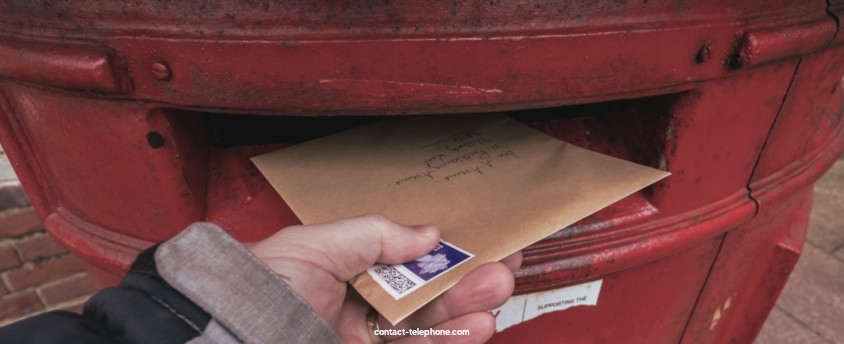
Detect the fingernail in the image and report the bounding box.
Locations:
[412,225,438,239]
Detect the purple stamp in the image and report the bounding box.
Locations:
[367,240,474,300]
[401,242,472,281]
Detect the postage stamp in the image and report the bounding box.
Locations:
[367,240,474,300]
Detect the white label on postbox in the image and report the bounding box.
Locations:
[490,279,603,332]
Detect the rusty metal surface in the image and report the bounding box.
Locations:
[0,0,833,114]
[749,45,844,195]
[1,1,843,343]
[495,234,727,343]
[0,1,820,38]
[680,188,814,344]
[734,19,837,68]
[0,38,128,93]
[684,44,844,344]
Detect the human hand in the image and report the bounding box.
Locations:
[248,214,520,343]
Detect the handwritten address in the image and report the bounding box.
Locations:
[393,129,520,186]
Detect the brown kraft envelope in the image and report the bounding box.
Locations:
[251,114,670,325]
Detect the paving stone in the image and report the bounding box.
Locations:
[754,307,831,344]
[0,148,18,183]
[0,246,20,270]
[17,234,68,261]
[815,158,844,197]
[0,208,42,240]
[59,300,86,314]
[0,291,42,321]
[774,244,844,343]
[39,273,96,306]
[805,190,844,254]
[0,186,29,211]
[2,255,87,292]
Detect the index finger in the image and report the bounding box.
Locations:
[251,214,442,281]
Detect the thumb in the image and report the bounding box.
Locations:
[252,214,441,281]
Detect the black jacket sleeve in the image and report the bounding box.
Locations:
[0,244,210,344]
[0,222,341,344]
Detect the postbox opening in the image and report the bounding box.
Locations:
[150,93,679,244]
[199,92,678,175]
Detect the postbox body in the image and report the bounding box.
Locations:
[1,1,843,343]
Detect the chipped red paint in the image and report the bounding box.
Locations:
[734,19,837,68]
[0,37,128,93]
[0,1,843,343]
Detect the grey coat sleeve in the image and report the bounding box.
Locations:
[0,222,341,344]
[155,222,342,344]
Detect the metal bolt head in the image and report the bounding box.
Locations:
[696,44,712,64]
[151,61,171,80]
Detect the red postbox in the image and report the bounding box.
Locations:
[1,1,843,342]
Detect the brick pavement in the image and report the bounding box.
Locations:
[0,207,97,326]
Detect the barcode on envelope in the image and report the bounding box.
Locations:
[372,265,416,294]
